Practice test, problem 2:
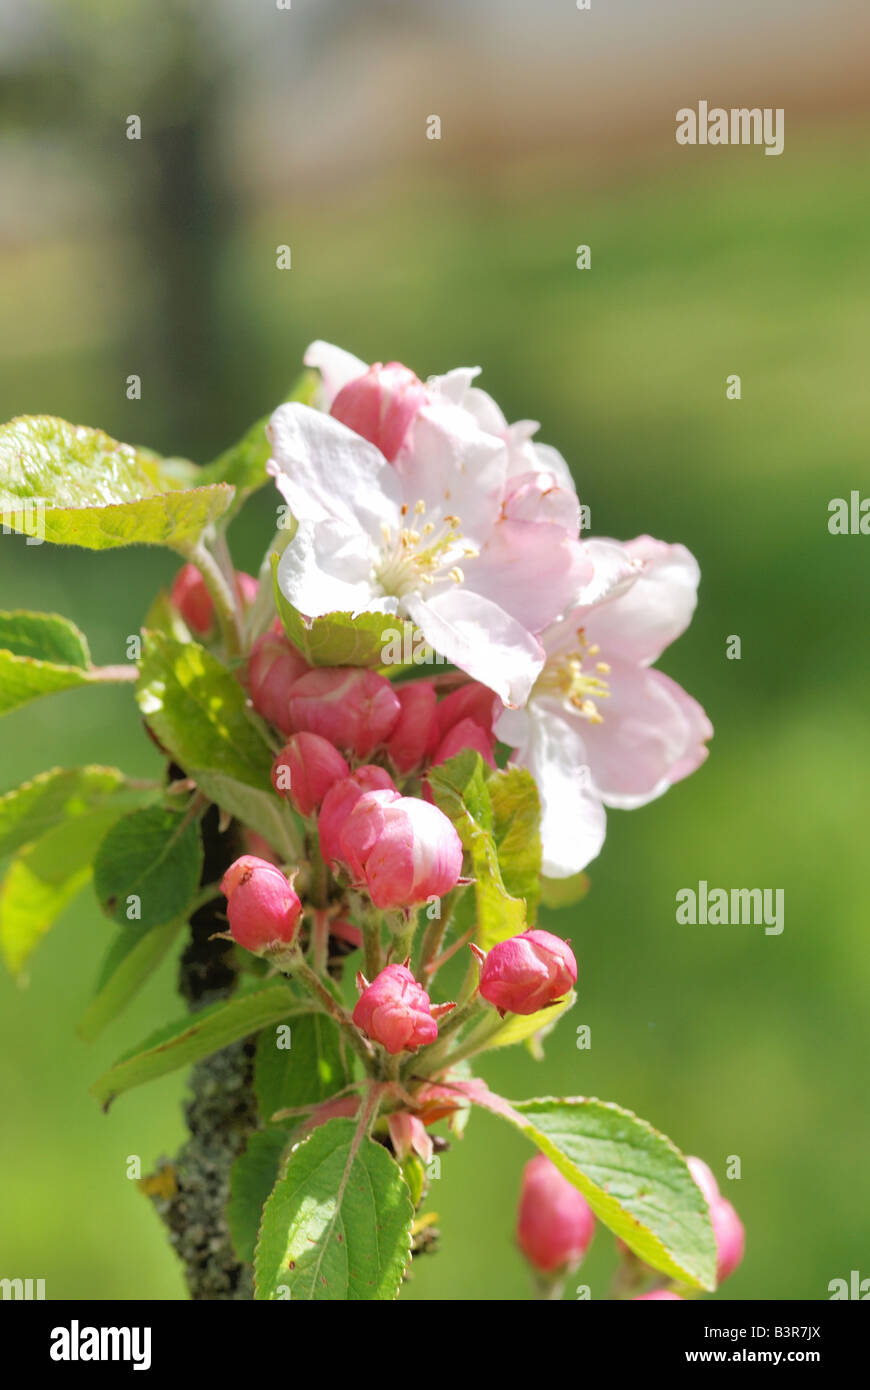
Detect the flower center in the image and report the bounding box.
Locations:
[536,628,611,723]
[375,500,478,599]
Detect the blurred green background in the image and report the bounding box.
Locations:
[1,0,868,1300]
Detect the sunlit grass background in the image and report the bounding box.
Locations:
[1,0,868,1300]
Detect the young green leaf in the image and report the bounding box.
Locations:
[462,1084,717,1291]
[0,766,150,861]
[0,808,127,974]
[77,916,186,1041]
[0,610,90,667]
[253,1117,414,1300]
[136,633,274,790]
[487,765,542,923]
[254,1012,350,1124]
[228,1127,289,1264]
[429,751,527,949]
[0,416,232,549]
[91,984,309,1109]
[92,805,203,930]
[0,649,94,717]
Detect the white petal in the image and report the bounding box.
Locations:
[267,403,401,538]
[303,340,369,409]
[580,536,701,666]
[404,588,544,708]
[497,700,607,876]
[277,518,383,618]
[394,404,507,540]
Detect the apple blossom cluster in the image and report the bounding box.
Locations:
[159,342,727,1300]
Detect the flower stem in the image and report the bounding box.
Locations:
[292,957,374,1072]
[188,541,242,658]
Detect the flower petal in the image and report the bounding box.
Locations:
[580,661,712,807]
[277,518,390,619]
[303,340,369,408]
[579,536,701,666]
[497,700,607,876]
[405,588,544,708]
[394,404,507,539]
[267,402,402,538]
[462,521,591,634]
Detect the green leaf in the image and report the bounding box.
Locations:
[0,648,95,716]
[90,984,309,1109]
[200,370,319,496]
[254,1117,414,1300]
[467,1086,717,1291]
[92,805,203,929]
[0,610,90,667]
[540,872,591,910]
[428,751,527,949]
[77,916,186,1040]
[0,808,126,974]
[0,766,143,860]
[0,416,233,549]
[142,589,192,643]
[228,1127,289,1264]
[487,765,542,923]
[136,632,275,790]
[254,1012,350,1123]
[191,772,301,863]
[270,553,417,673]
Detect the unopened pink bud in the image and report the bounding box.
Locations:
[317,766,398,868]
[352,963,443,1054]
[633,1290,685,1301]
[517,1154,595,1273]
[433,715,497,769]
[219,855,301,954]
[288,667,401,758]
[339,792,464,910]
[687,1155,720,1207]
[330,361,428,463]
[476,929,577,1016]
[170,564,214,635]
[272,732,350,816]
[436,682,498,739]
[711,1196,745,1284]
[248,623,310,734]
[386,680,439,774]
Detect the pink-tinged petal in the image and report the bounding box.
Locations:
[502,469,581,532]
[579,537,701,667]
[462,522,591,634]
[303,339,369,408]
[388,1112,434,1165]
[561,538,642,618]
[393,404,508,540]
[433,716,497,769]
[405,588,545,709]
[497,700,607,877]
[580,662,712,809]
[267,402,402,537]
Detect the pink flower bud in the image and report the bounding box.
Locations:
[517,1154,595,1273]
[633,1290,685,1301]
[711,1197,745,1284]
[686,1156,744,1283]
[339,792,464,909]
[317,766,398,868]
[219,855,301,954]
[386,680,439,774]
[330,362,428,463]
[247,623,310,734]
[475,929,577,1016]
[433,715,497,769]
[687,1155,720,1207]
[436,682,498,739]
[352,963,448,1054]
[288,667,401,758]
[170,564,214,635]
[272,732,350,816]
